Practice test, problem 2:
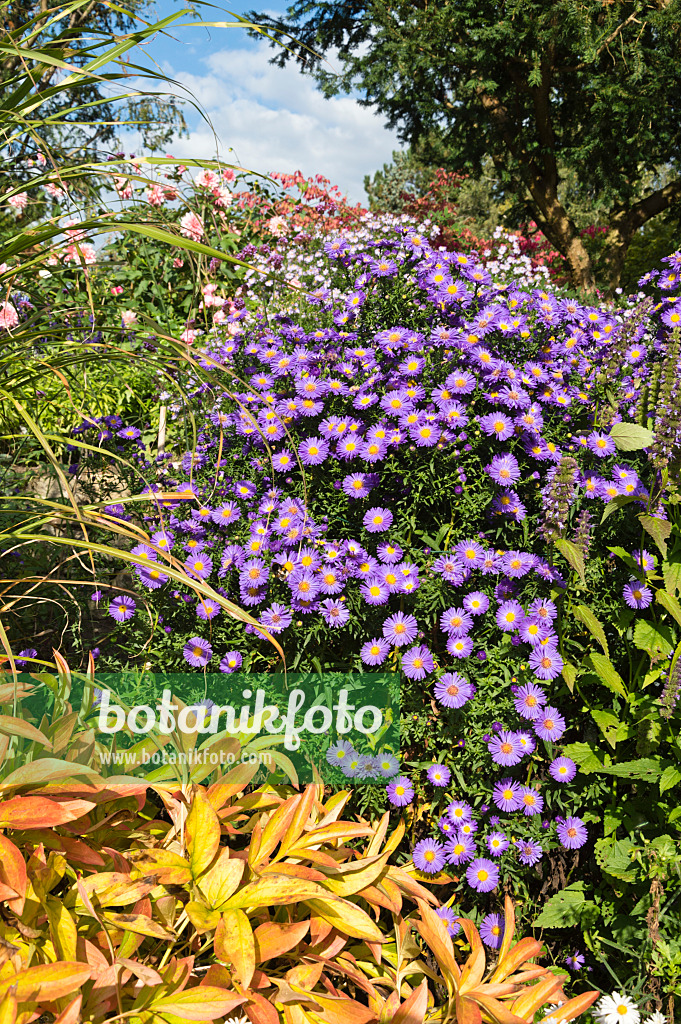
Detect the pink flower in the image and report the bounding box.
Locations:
[121,310,138,327]
[7,193,27,215]
[195,168,220,189]
[0,302,18,329]
[146,184,166,206]
[180,211,204,241]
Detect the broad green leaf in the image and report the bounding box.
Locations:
[587,653,627,698]
[591,709,624,749]
[663,559,681,597]
[632,620,674,661]
[639,514,672,557]
[561,661,579,693]
[659,764,681,795]
[533,883,599,929]
[562,742,603,775]
[554,538,585,583]
[594,838,638,882]
[657,588,681,628]
[596,758,662,781]
[573,604,609,655]
[608,546,643,578]
[609,421,654,451]
[601,495,637,524]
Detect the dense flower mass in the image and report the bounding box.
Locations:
[67,202,681,969]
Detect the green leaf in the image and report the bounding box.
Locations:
[554,538,585,584]
[663,560,681,598]
[533,882,599,929]
[609,422,654,451]
[587,652,627,698]
[573,604,609,655]
[639,515,672,558]
[659,764,681,795]
[656,588,681,628]
[608,546,643,578]
[562,742,603,775]
[561,661,579,693]
[595,837,638,882]
[596,758,662,781]
[632,620,674,661]
[591,709,624,749]
[601,495,637,525]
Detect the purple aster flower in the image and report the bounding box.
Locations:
[496,600,525,632]
[480,913,505,949]
[478,412,514,441]
[463,592,489,615]
[529,647,564,681]
[445,834,476,865]
[492,778,523,812]
[260,603,293,634]
[528,597,557,622]
[517,840,543,865]
[14,648,37,667]
[519,786,544,816]
[514,682,546,719]
[434,672,475,709]
[383,611,418,647]
[320,599,350,627]
[519,617,553,646]
[501,551,536,578]
[427,764,451,787]
[196,598,221,621]
[466,857,499,893]
[137,565,168,590]
[549,756,577,783]
[401,644,434,680]
[623,580,653,609]
[361,577,390,606]
[386,776,414,806]
[533,705,566,741]
[446,635,474,658]
[565,951,586,971]
[440,607,473,636]
[487,454,521,486]
[432,554,466,583]
[587,431,616,457]
[447,800,473,824]
[413,838,446,874]
[557,816,588,849]
[298,436,330,465]
[109,595,136,622]
[435,906,461,937]
[360,637,390,665]
[186,553,213,580]
[363,507,393,533]
[343,473,371,499]
[486,831,509,857]
[488,731,524,767]
[289,571,321,602]
[377,541,403,563]
[455,539,486,569]
[219,650,242,673]
[183,637,213,667]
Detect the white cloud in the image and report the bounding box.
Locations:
[164,42,400,203]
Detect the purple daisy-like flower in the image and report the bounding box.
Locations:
[496,600,525,632]
[363,506,394,533]
[466,857,499,893]
[219,650,242,673]
[519,617,553,646]
[413,838,446,874]
[109,595,136,622]
[260,603,293,634]
[492,778,523,812]
[440,607,473,636]
[445,834,476,865]
[513,682,546,719]
[533,705,566,741]
[386,776,414,806]
[138,565,168,590]
[186,553,213,580]
[401,644,434,680]
[383,611,418,647]
[623,580,653,609]
[377,541,403,563]
[343,472,372,499]
[587,431,616,457]
[487,454,521,486]
[488,731,523,767]
[529,646,564,681]
[196,598,221,621]
[549,756,577,783]
[183,637,213,668]
[211,502,241,527]
[557,816,588,849]
[14,648,37,667]
[447,800,472,825]
[517,840,543,865]
[320,599,350,627]
[486,831,509,857]
[446,635,474,658]
[480,913,505,949]
[427,764,451,787]
[463,592,489,616]
[435,906,461,937]
[360,577,390,606]
[360,637,390,665]
[434,672,475,709]
[455,539,486,569]
[565,951,586,971]
[478,412,514,441]
[289,571,321,602]
[519,786,544,816]
[299,436,330,465]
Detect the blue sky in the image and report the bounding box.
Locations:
[133,0,401,203]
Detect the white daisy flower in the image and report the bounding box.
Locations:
[643,1013,666,1024]
[593,991,641,1024]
